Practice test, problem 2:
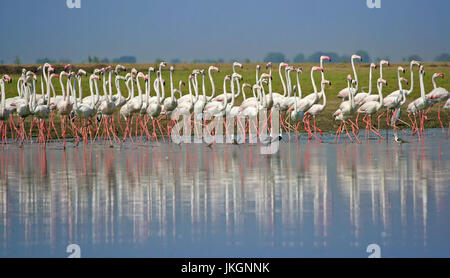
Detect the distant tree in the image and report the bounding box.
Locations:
[355,50,371,63]
[293,53,305,63]
[170,58,181,64]
[100,57,110,63]
[14,56,21,65]
[434,53,450,62]
[155,58,163,64]
[244,58,250,63]
[263,52,286,63]
[59,58,72,63]
[217,58,224,63]
[88,56,92,63]
[339,55,351,63]
[93,56,100,63]
[36,57,56,64]
[0,60,4,64]
[407,54,422,62]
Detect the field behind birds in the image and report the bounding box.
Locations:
[2,62,450,137]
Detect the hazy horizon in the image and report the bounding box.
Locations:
[1,0,449,64]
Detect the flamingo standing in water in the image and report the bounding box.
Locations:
[0,75,13,144]
[72,74,100,146]
[407,66,432,138]
[357,78,387,140]
[334,75,359,143]
[443,98,450,134]
[426,73,449,135]
[303,79,331,142]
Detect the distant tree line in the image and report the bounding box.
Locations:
[264,50,371,63]
[26,52,450,65]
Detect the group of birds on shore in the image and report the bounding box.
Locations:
[0,56,449,147]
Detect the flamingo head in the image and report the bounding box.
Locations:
[209,66,219,72]
[370,63,377,69]
[160,61,167,68]
[322,79,331,86]
[170,66,174,72]
[189,74,194,79]
[148,67,155,73]
[200,69,205,75]
[347,74,353,82]
[419,65,425,75]
[411,60,421,67]
[131,68,138,75]
[352,55,362,62]
[179,80,185,86]
[105,66,112,71]
[398,66,406,73]
[321,55,331,62]
[93,74,100,80]
[233,62,243,69]
[280,62,288,67]
[115,64,126,72]
[296,67,303,74]
[380,60,389,66]
[436,73,444,79]
[52,74,60,79]
[261,73,272,80]
[401,78,409,84]
[2,75,12,83]
[256,64,261,70]
[265,62,272,69]
[232,73,243,80]
[78,69,87,76]
[225,75,231,81]
[378,78,387,86]
[64,64,72,71]
[243,83,252,89]
[48,66,55,73]
[312,66,324,72]
[162,79,166,85]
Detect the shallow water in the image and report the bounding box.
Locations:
[0,129,449,258]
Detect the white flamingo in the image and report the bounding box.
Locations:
[337,54,362,100]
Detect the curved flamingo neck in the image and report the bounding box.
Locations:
[432,75,438,89]
[408,62,415,95]
[351,57,359,92]
[208,68,216,99]
[311,69,318,100]
[278,63,287,95]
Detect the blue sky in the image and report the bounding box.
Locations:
[1,0,449,63]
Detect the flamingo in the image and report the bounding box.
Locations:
[357,78,387,140]
[29,65,55,144]
[354,63,377,105]
[0,75,13,144]
[145,70,164,141]
[120,68,141,142]
[337,55,362,100]
[426,73,449,134]
[408,66,433,137]
[381,67,409,128]
[72,73,100,145]
[289,66,323,113]
[386,60,421,99]
[334,75,360,143]
[303,79,331,142]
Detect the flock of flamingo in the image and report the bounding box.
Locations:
[0,55,449,148]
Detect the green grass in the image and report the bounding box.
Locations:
[1,62,449,138]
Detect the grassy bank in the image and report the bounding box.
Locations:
[1,62,449,139]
